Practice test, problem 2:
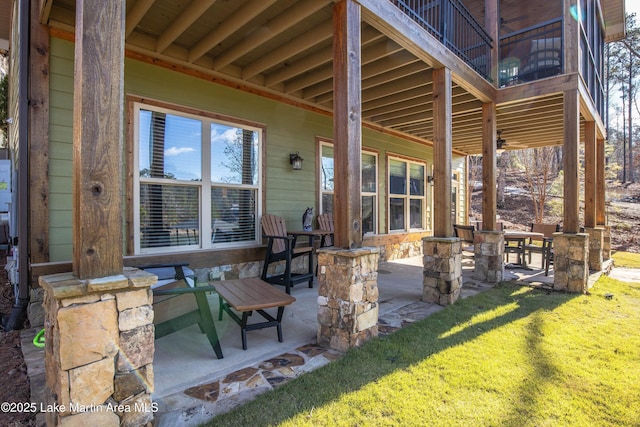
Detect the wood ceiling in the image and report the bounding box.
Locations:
[43,0,587,155]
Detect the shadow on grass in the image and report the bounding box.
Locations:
[207,282,579,426]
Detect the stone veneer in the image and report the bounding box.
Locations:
[316,247,380,352]
[473,231,504,283]
[552,232,589,293]
[422,237,463,306]
[39,267,157,426]
[585,226,605,272]
[602,225,611,261]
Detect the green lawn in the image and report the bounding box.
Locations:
[612,251,640,268]
[208,259,640,427]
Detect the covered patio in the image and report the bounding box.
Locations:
[24,253,569,426]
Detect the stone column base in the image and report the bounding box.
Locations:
[585,226,605,272]
[602,225,611,261]
[39,268,157,426]
[552,232,589,293]
[473,230,504,283]
[422,237,462,306]
[316,247,380,352]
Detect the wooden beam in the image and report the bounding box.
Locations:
[156,0,218,53]
[29,0,50,264]
[125,0,155,37]
[563,0,579,74]
[584,121,596,228]
[213,0,330,70]
[596,138,606,225]
[485,0,499,85]
[432,67,453,237]
[188,0,277,63]
[73,0,125,278]
[244,20,334,80]
[333,0,362,249]
[358,0,495,103]
[481,103,497,231]
[563,90,580,233]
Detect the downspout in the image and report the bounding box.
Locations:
[5,0,30,331]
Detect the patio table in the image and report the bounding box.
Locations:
[504,230,544,269]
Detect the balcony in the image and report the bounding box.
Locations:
[391,0,493,80]
[498,19,564,87]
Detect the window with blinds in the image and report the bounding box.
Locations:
[134,103,262,253]
[319,141,378,235]
[388,157,426,232]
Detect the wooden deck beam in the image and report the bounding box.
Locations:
[563,90,580,233]
[333,0,362,249]
[433,67,453,237]
[72,0,125,278]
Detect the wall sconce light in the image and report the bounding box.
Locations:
[290,152,303,170]
[427,175,434,184]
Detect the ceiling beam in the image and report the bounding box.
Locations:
[213,0,331,70]
[125,0,156,37]
[188,0,278,63]
[156,0,218,53]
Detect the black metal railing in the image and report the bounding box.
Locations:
[579,6,605,118]
[498,18,563,87]
[391,0,493,80]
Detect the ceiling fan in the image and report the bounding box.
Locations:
[496,130,525,152]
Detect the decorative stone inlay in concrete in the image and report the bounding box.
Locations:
[223,367,259,383]
[184,381,220,402]
[259,353,305,370]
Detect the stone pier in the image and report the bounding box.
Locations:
[316,247,380,352]
[602,225,611,261]
[585,226,605,272]
[39,268,157,426]
[473,231,504,283]
[422,237,463,306]
[552,232,590,293]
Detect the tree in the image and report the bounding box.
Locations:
[514,147,558,223]
[607,13,640,183]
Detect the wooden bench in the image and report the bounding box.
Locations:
[214,278,296,350]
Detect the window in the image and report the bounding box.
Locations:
[319,142,378,234]
[133,102,262,253]
[388,157,426,232]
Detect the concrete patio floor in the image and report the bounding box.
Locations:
[23,253,564,426]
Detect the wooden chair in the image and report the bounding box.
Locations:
[317,213,334,247]
[454,224,475,257]
[525,223,560,273]
[261,214,314,294]
[139,263,223,359]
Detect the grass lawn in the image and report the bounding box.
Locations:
[612,251,640,268]
[208,266,640,426]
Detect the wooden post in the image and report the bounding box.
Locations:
[484,0,499,85]
[481,103,497,231]
[596,138,606,225]
[563,90,580,233]
[72,0,125,278]
[29,0,50,264]
[584,121,596,228]
[333,0,362,249]
[433,67,453,237]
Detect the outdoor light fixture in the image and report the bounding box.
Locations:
[427,175,434,184]
[290,152,303,170]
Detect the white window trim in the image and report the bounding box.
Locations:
[387,156,427,233]
[319,140,378,235]
[132,101,263,254]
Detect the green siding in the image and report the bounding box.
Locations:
[47,37,465,261]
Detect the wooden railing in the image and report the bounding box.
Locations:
[391,0,493,80]
[498,18,563,87]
